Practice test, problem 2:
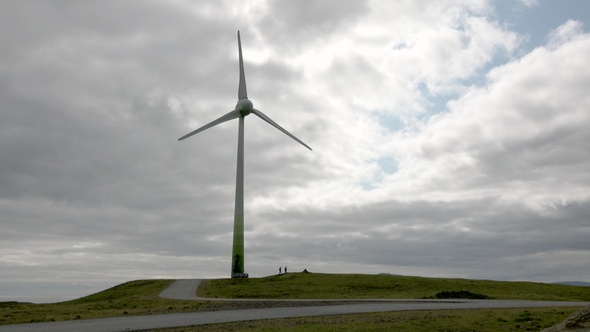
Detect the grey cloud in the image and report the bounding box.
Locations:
[1,1,590,302]
[258,0,370,50]
[250,198,590,280]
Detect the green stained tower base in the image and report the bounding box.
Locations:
[231,215,244,277]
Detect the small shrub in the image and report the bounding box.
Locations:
[434,290,490,299]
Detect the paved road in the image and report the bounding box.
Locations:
[1,279,588,332]
[158,279,203,300]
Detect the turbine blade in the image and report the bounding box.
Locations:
[252,109,312,151]
[237,31,248,100]
[178,110,241,141]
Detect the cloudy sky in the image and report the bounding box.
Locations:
[2,0,590,302]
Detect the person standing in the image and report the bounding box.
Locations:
[284,266,287,274]
[279,267,282,275]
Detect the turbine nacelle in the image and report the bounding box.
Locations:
[236,98,253,116]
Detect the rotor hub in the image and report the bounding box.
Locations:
[237,99,253,116]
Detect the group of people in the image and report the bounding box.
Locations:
[278,266,288,275]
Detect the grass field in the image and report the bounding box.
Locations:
[1,273,588,329]
[148,307,580,332]
[203,272,590,301]
[0,280,278,325]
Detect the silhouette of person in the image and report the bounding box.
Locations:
[279,267,282,275]
[284,266,287,274]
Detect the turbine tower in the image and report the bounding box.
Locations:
[178,31,312,278]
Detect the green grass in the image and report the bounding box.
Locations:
[204,272,590,301]
[1,273,589,327]
[1,279,247,325]
[148,307,579,332]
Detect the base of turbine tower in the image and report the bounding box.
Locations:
[232,273,249,278]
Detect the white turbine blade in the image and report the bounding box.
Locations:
[178,110,241,141]
[252,109,312,151]
[237,31,248,100]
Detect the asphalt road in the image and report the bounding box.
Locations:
[158,279,203,300]
[1,279,588,332]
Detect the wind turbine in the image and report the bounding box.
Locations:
[178,31,312,278]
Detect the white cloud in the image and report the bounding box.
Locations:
[373,25,590,208]
[548,19,584,49]
[250,0,523,211]
[518,0,539,8]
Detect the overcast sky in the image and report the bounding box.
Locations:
[2,0,590,303]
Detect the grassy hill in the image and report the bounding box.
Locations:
[1,280,240,325]
[1,273,589,326]
[203,272,590,301]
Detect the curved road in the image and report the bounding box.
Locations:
[1,279,588,332]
